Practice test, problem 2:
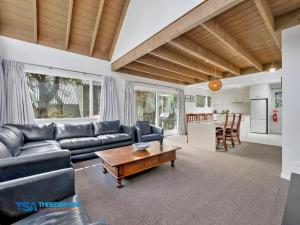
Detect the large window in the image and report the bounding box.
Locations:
[135,88,178,132]
[26,73,101,119]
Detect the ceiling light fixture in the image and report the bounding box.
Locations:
[268,61,277,73]
[208,67,222,91]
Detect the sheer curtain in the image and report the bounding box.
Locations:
[124,80,136,126]
[177,88,186,135]
[99,76,119,121]
[0,57,6,124]
[2,60,35,124]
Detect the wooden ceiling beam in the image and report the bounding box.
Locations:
[126,62,197,84]
[169,37,240,76]
[89,0,105,56]
[119,68,188,85]
[150,47,223,78]
[65,0,73,50]
[112,0,245,70]
[109,0,130,59]
[136,55,209,81]
[275,7,300,32]
[201,18,263,71]
[32,0,38,43]
[253,0,281,50]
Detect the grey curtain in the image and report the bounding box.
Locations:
[3,60,35,124]
[99,76,119,121]
[177,88,186,135]
[0,57,6,124]
[124,80,136,126]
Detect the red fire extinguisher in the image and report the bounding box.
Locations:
[272,109,278,123]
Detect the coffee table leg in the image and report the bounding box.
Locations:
[102,165,107,174]
[117,178,124,188]
[171,160,175,167]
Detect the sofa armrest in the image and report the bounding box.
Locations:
[0,150,71,182]
[151,125,164,136]
[121,125,134,139]
[0,168,75,224]
[134,127,143,143]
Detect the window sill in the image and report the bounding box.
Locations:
[35,117,98,124]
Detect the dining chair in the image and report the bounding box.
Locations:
[216,113,229,151]
[226,113,236,147]
[232,113,242,144]
[186,114,197,123]
[196,113,204,121]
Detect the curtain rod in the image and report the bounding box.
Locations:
[23,62,103,77]
[134,81,180,90]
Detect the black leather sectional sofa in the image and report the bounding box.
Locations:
[0,120,134,163]
[0,120,134,224]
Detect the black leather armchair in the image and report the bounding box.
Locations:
[0,168,108,225]
[135,121,164,144]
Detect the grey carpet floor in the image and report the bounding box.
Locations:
[74,136,289,225]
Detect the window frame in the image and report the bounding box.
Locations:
[25,66,103,122]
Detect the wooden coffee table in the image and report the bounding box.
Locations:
[95,142,181,188]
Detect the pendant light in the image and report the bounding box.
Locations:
[268,61,277,73]
[208,67,222,91]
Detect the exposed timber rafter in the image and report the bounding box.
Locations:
[253,0,281,50]
[89,0,105,56]
[201,18,263,71]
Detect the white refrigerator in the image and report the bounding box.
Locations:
[250,98,268,134]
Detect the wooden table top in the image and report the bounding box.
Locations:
[95,142,181,167]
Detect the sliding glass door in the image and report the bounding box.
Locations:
[135,89,178,134]
[158,93,178,131]
[136,90,156,125]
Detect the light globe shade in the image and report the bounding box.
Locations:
[208,79,222,91]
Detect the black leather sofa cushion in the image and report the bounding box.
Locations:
[136,121,151,135]
[0,142,12,159]
[55,123,94,140]
[59,137,102,150]
[18,145,62,156]
[9,123,56,142]
[21,140,60,151]
[141,134,161,142]
[0,126,23,156]
[70,140,133,156]
[93,120,121,136]
[97,133,131,145]
[12,196,91,225]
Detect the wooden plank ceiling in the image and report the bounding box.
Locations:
[114,0,300,85]
[0,0,130,61]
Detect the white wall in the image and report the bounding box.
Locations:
[211,87,250,114]
[184,86,212,113]
[282,24,300,180]
[0,36,183,124]
[112,0,204,61]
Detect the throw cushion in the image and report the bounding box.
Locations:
[55,123,94,140]
[93,120,121,136]
[136,121,151,135]
[9,123,56,142]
